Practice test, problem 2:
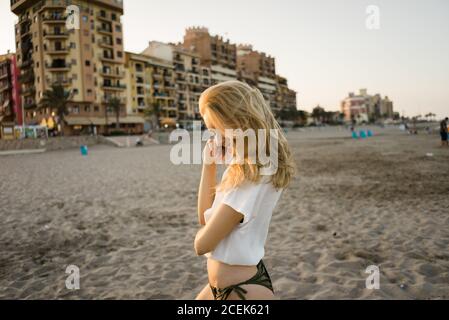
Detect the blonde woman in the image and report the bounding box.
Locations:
[194,81,295,300]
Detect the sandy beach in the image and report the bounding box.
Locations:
[0,127,448,300]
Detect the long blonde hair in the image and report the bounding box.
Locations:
[200,80,295,191]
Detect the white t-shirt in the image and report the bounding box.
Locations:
[204,168,283,266]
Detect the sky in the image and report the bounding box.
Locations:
[1,0,448,118]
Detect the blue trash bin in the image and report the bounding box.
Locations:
[352,131,359,139]
[80,145,88,156]
[367,130,373,137]
[359,131,367,139]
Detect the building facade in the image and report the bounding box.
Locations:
[183,27,237,85]
[276,75,297,114]
[0,52,22,139]
[341,89,394,123]
[125,51,177,128]
[10,0,142,135]
[142,41,212,124]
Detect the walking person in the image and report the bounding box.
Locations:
[440,117,448,147]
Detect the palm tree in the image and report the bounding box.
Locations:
[297,110,309,126]
[143,101,161,131]
[107,96,122,130]
[39,84,72,136]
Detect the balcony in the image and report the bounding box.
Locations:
[43,30,69,38]
[162,104,177,111]
[43,14,67,23]
[47,77,72,86]
[101,96,126,104]
[102,83,126,91]
[45,62,71,71]
[100,69,125,78]
[153,92,174,100]
[97,26,113,35]
[98,38,114,48]
[46,47,69,55]
[98,54,121,64]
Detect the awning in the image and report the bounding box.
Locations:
[65,116,145,126]
[115,116,145,124]
[65,117,107,126]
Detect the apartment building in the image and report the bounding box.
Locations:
[236,44,280,111]
[183,27,237,85]
[10,0,142,135]
[276,75,297,114]
[0,52,22,139]
[142,41,212,124]
[341,89,394,123]
[125,51,177,128]
[237,44,276,79]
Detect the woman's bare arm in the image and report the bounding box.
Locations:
[197,162,216,226]
[194,203,244,256]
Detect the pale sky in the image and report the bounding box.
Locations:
[1,0,448,118]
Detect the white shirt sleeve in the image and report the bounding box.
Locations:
[221,182,266,223]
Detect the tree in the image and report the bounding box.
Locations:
[143,101,161,131]
[297,110,309,126]
[312,105,325,124]
[107,96,122,130]
[39,84,72,136]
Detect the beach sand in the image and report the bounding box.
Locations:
[0,127,448,299]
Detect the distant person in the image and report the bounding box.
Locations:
[440,117,448,147]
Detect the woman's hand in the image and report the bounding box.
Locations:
[203,138,222,166]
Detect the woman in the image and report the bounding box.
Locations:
[194,81,295,300]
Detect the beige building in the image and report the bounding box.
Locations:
[237,44,276,80]
[341,89,394,123]
[183,27,237,85]
[11,0,143,135]
[142,41,212,125]
[276,75,297,114]
[125,51,177,128]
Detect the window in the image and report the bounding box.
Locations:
[84,105,91,112]
[116,38,122,45]
[85,60,90,66]
[82,15,88,22]
[70,42,76,49]
[71,59,77,65]
[72,74,78,80]
[72,105,79,114]
[111,13,117,21]
[117,51,122,58]
[94,106,99,112]
[73,89,79,95]
[115,25,121,32]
